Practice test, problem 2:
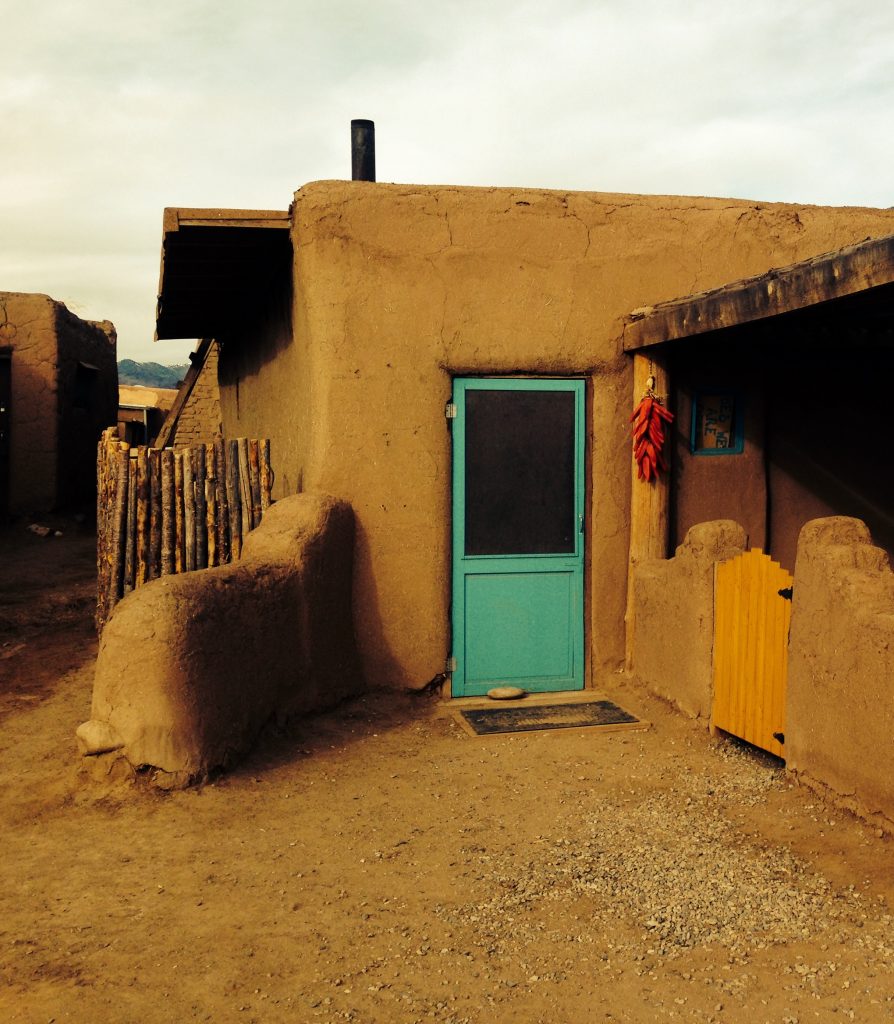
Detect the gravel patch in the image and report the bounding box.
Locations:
[441,739,887,963]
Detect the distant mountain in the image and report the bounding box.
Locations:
[118,360,189,389]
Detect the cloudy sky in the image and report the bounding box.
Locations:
[3,0,893,362]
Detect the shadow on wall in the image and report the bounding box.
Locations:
[215,266,294,393]
[77,493,362,788]
[764,345,894,568]
[55,307,117,511]
[5,357,58,514]
[216,268,297,498]
[350,517,416,690]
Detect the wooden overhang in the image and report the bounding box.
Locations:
[623,233,894,352]
[155,207,291,340]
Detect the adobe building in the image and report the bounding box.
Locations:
[118,384,177,446]
[153,182,894,700]
[0,291,117,516]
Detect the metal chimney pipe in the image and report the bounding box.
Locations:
[351,119,376,182]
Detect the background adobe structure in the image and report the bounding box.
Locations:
[0,291,116,517]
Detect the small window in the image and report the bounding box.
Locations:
[690,391,744,455]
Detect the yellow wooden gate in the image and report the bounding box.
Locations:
[712,549,793,758]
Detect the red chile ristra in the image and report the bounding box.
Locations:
[630,393,674,483]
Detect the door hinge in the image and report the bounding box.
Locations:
[778,586,793,601]
[445,401,457,420]
[446,655,457,673]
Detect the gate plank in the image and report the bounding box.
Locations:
[713,549,792,758]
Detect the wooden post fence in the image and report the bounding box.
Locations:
[95,428,274,633]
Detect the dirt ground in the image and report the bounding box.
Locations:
[2,522,894,1024]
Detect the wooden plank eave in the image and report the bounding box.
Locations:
[623,233,894,352]
[155,208,292,340]
[162,207,291,232]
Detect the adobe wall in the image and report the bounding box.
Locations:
[172,341,222,448]
[786,517,894,827]
[218,181,894,691]
[0,292,60,514]
[81,493,361,786]
[631,521,747,718]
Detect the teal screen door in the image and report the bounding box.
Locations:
[451,378,585,697]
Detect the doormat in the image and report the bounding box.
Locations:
[458,700,641,737]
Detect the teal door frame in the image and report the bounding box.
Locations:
[450,377,586,697]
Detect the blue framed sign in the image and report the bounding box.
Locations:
[690,391,744,455]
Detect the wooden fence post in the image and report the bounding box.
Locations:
[214,437,230,564]
[97,435,275,630]
[237,437,251,537]
[107,446,129,615]
[123,453,137,595]
[194,445,208,570]
[148,448,162,580]
[184,449,196,572]
[161,448,175,576]
[174,452,185,574]
[248,439,262,529]
[259,439,272,512]
[136,448,150,587]
[625,351,671,670]
[205,442,218,568]
[226,439,242,559]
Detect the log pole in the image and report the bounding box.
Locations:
[625,351,671,671]
[248,439,262,530]
[184,448,196,572]
[214,437,230,564]
[123,453,137,595]
[136,448,150,587]
[194,445,208,570]
[259,439,272,512]
[174,452,185,574]
[161,448,175,576]
[205,442,218,568]
[107,447,129,616]
[226,439,242,560]
[237,437,251,537]
[148,448,162,580]
[95,430,111,631]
